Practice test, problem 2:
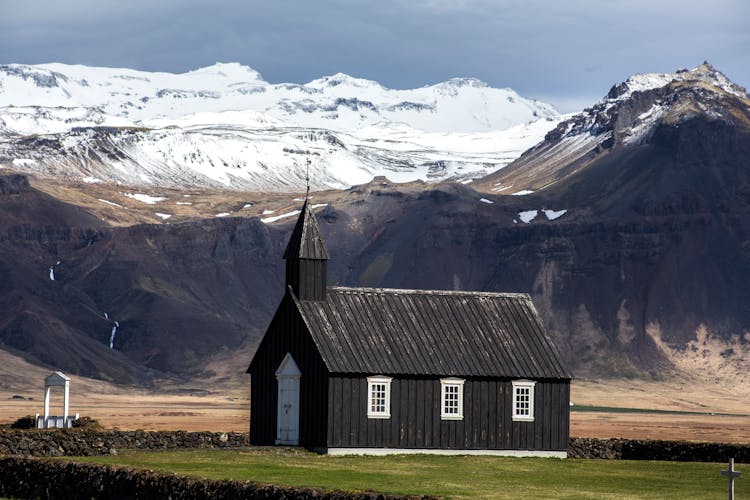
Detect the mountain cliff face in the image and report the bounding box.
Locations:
[474,63,750,379]
[0,63,748,386]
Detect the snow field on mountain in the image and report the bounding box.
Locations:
[0,62,558,133]
[0,62,575,190]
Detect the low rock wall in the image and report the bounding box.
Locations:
[0,429,248,457]
[568,437,750,462]
[0,429,747,463]
[0,457,419,500]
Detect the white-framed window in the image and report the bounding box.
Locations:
[367,375,392,419]
[512,380,536,422]
[440,378,465,420]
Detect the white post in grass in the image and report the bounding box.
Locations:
[721,457,742,500]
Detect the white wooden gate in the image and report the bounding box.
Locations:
[275,353,301,445]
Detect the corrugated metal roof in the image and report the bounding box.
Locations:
[294,287,571,379]
[283,200,329,260]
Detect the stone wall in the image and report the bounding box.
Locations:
[0,457,422,500]
[0,429,747,463]
[0,429,248,457]
[569,437,750,462]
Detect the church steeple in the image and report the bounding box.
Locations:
[283,199,329,301]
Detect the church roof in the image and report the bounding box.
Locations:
[292,287,571,379]
[283,200,329,260]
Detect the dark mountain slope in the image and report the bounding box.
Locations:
[0,178,285,383]
[2,169,749,382]
[468,64,750,376]
[2,64,750,384]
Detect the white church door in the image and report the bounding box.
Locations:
[275,353,301,445]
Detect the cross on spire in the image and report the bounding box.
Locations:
[305,157,311,199]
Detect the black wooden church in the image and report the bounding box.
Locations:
[247,200,571,456]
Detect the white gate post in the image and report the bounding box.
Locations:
[43,386,51,419]
[63,380,70,421]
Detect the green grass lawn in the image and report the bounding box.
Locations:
[67,448,743,499]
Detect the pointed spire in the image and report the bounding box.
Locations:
[284,200,329,300]
[283,200,329,260]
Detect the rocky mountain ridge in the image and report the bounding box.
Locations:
[477,63,750,195]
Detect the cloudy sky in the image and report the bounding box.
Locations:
[1,0,747,111]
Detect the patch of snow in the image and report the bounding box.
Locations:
[311,203,328,209]
[82,176,102,184]
[512,190,534,196]
[12,158,36,167]
[518,210,538,223]
[293,197,305,201]
[124,193,166,204]
[176,201,192,205]
[543,209,567,221]
[623,103,666,145]
[479,198,494,204]
[155,212,172,220]
[98,198,123,208]
[261,209,275,215]
[262,209,301,223]
[104,312,108,319]
[215,212,231,217]
[459,179,474,184]
[242,203,252,209]
[109,321,120,349]
[49,267,55,281]
[619,73,676,97]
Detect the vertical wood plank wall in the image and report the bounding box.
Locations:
[328,376,569,451]
[286,259,327,301]
[249,293,329,447]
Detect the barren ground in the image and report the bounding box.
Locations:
[570,377,750,443]
[1,352,748,443]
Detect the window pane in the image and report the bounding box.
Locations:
[443,384,460,415]
[371,383,386,413]
[515,387,530,416]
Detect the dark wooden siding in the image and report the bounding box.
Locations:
[248,292,329,447]
[328,376,569,451]
[286,259,327,301]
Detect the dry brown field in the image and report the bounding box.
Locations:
[1,349,748,443]
[570,377,750,443]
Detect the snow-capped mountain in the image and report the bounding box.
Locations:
[0,62,557,133]
[0,63,561,191]
[477,63,750,194]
